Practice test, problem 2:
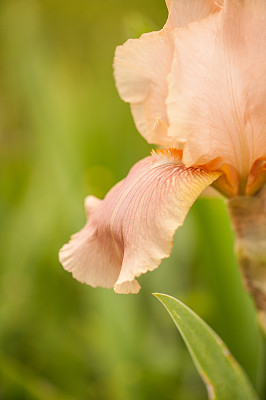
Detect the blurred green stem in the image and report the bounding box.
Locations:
[228,185,266,399]
[195,198,264,395]
[228,185,266,335]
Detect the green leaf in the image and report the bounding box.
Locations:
[154,293,259,400]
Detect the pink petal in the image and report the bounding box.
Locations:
[114,31,173,147]
[59,150,220,293]
[165,0,219,29]
[167,2,266,192]
[113,1,219,147]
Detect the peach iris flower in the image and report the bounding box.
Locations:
[59,0,266,294]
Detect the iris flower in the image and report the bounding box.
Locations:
[59,0,266,297]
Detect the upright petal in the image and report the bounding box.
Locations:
[223,0,266,172]
[165,0,219,29]
[114,0,219,147]
[166,2,266,192]
[114,30,174,146]
[59,150,220,294]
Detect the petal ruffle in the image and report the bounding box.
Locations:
[114,1,219,147]
[114,30,173,146]
[165,0,219,29]
[166,1,266,191]
[59,151,220,293]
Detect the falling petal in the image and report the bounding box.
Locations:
[59,151,220,293]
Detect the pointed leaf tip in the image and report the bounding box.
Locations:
[154,293,259,400]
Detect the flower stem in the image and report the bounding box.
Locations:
[228,185,266,335]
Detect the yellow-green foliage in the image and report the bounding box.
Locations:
[0,1,263,399]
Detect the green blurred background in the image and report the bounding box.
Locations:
[0,0,265,399]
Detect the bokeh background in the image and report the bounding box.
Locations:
[0,0,265,399]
